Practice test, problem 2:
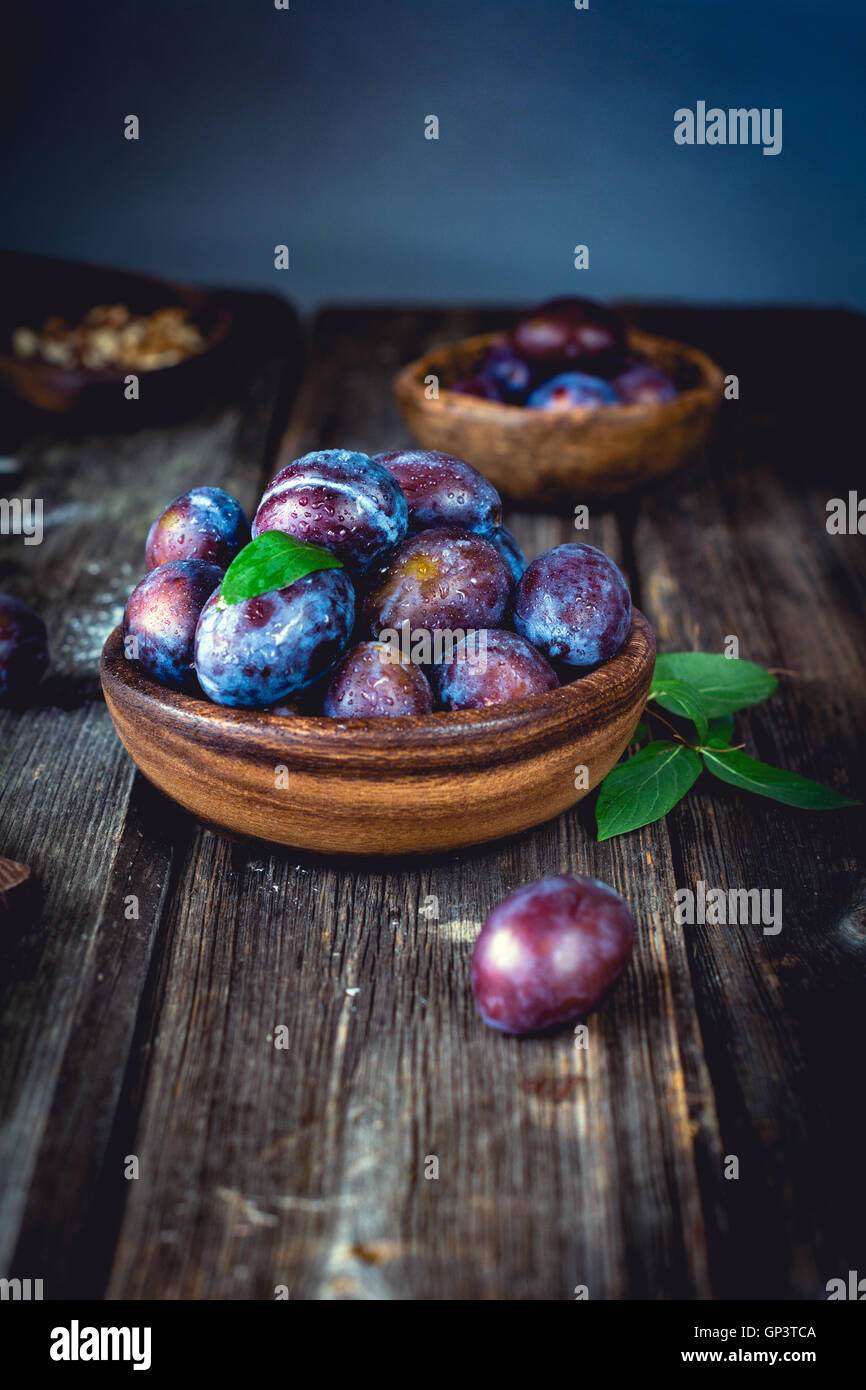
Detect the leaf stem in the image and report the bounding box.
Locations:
[646,698,747,756]
[645,700,696,749]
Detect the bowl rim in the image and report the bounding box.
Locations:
[101,610,655,773]
[393,327,725,418]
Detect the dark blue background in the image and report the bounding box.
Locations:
[3,0,864,310]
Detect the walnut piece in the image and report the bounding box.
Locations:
[10,302,207,372]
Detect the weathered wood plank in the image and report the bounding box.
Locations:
[0,294,300,1285]
[629,334,866,1296]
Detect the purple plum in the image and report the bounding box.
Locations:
[512,297,627,374]
[448,375,502,401]
[123,559,223,689]
[613,363,678,405]
[145,487,250,571]
[373,449,501,535]
[323,640,433,718]
[487,524,527,584]
[0,594,49,703]
[471,874,636,1034]
[363,527,511,639]
[252,449,408,579]
[432,629,559,710]
[512,543,631,668]
[479,341,532,402]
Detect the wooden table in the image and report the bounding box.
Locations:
[1,302,864,1301]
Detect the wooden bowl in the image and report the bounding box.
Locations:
[0,251,233,414]
[393,329,724,503]
[100,613,655,856]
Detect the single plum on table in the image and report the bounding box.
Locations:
[432,629,558,710]
[145,487,250,571]
[252,449,408,578]
[373,449,501,535]
[194,567,355,708]
[513,542,631,669]
[487,524,527,584]
[612,363,678,404]
[512,297,627,374]
[322,641,433,718]
[0,594,49,704]
[123,559,223,690]
[527,371,618,411]
[471,874,636,1034]
[363,527,511,640]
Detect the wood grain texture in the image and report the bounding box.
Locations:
[0,287,301,1288]
[393,328,724,502]
[628,395,866,1298]
[1,303,864,1301]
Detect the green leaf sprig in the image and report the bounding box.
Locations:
[218,531,342,608]
[596,653,860,841]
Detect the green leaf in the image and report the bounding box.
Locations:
[596,740,703,841]
[629,720,649,747]
[648,676,709,743]
[705,714,735,749]
[652,652,777,718]
[220,531,342,607]
[702,748,861,810]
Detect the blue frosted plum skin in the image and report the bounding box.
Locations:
[374,450,501,535]
[145,487,250,571]
[471,874,636,1035]
[194,568,355,708]
[252,449,408,578]
[487,525,526,584]
[513,543,631,668]
[123,559,224,689]
[0,594,49,703]
[527,372,618,410]
[432,629,558,711]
